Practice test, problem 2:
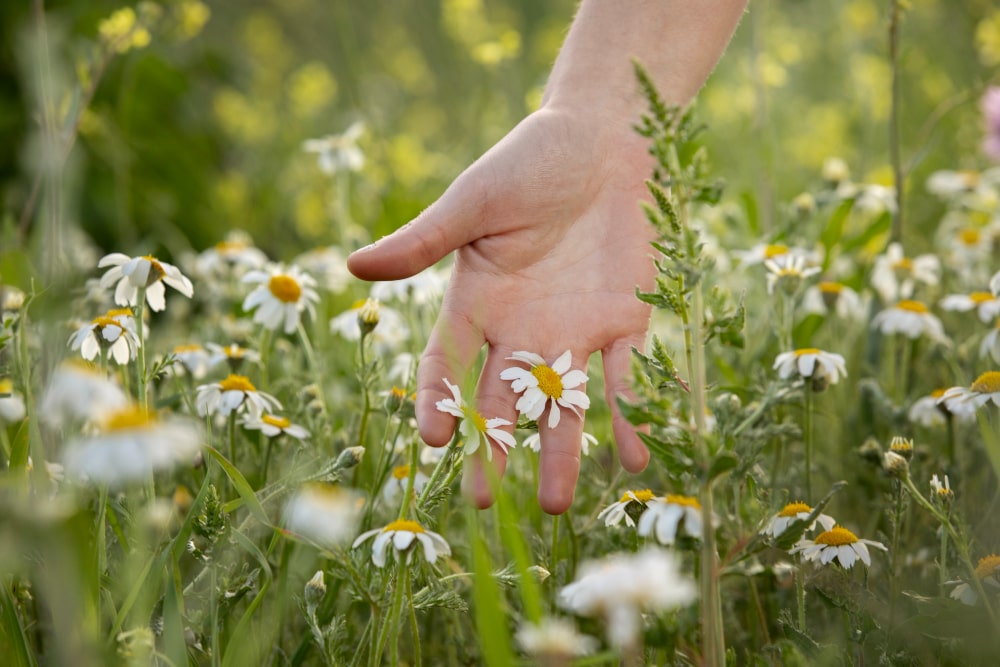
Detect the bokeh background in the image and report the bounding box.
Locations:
[2,0,999,269]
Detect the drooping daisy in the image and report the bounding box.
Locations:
[597,489,657,528]
[908,390,949,428]
[764,253,821,295]
[500,350,590,429]
[926,169,984,199]
[242,413,309,440]
[514,617,598,660]
[329,299,409,350]
[242,264,320,334]
[194,232,268,277]
[870,243,940,303]
[98,253,194,312]
[195,374,281,419]
[790,525,887,569]
[170,343,215,379]
[636,494,704,545]
[38,361,128,425]
[282,483,362,549]
[760,501,836,539]
[434,378,516,461]
[871,300,946,340]
[938,371,1000,411]
[303,121,365,174]
[930,474,954,505]
[351,519,451,568]
[62,405,202,486]
[557,548,696,648]
[950,554,1000,606]
[939,291,1000,323]
[0,378,26,422]
[1,284,25,327]
[205,342,261,373]
[68,308,140,365]
[380,464,429,505]
[802,281,867,320]
[773,348,847,386]
[523,431,598,456]
[981,319,1000,364]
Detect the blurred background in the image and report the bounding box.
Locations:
[1,0,998,271]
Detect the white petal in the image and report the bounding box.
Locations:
[560,370,588,389]
[551,350,573,375]
[392,530,416,551]
[508,351,547,367]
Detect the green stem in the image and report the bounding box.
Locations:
[228,412,238,470]
[804,382,813,501]
[397,437,421,521]
[795,564,806,633]
[297,321,326,413]
[888,480,904,644]
[356,335,372,450]
[888,0,905,242]
[939,510,950,596]
[373,563,408,667]
[406,570,421,667]
[261,436,276,487]
[134,289,148,411]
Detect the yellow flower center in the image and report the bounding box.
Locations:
[896,299,928,314]
[215,240,247,253]
[92,308,133,330]
[174,343,203,353]
[383,519,424,534]
[975,554,1000,579]
[794,348,820,357]
[970,371,1000,394]
[392,465,411,480]
[0,378,13,394]
[468,409,488,433]
[262,414,290,429]
[219,374,256,392]
[931,388,947,399]
[664,494,701,509]
[764,244,789,258]
[779,501,812,517]
[532,365,563,399]
[390,386,407,400]
[970,292,996,304]
[142,255,166,284]
[814,526,859,546]
[619,489,655,503]
[892,257,914,271]
[358,299,380,325]
[103,406,156,431]
[224,345,247,358]
[819,281,843,294]
[889,436,913,452]
[268,274,302,303]
[959,228,981,245]
[958,170,980,187]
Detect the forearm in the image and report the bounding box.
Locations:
[542,0,748,119]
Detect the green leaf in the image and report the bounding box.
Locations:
[468,509,515,667]
[775,481,847,550]
[495,492,543,624]
[819,198,854,261]
[706,451,739,482]
[0,583,36,667]
[842,210,891,252]
[792,313,825,349]
[205,446,271,526]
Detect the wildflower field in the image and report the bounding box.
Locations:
[3,1,1000,665]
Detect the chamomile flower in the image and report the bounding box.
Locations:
[802,281,867,320]
[938,371,1000,411]
[981,320,1000,363]
[637,494,704,545]
[764,253,821,295]
[371,266,448,305]
[871,300,946,340]
[352,519,451,568]
[380,464,429,505]
[773,348,847,386]
[1,284,25,327]
[597,489,657,528]
[434,378,516,461]
[557,548,696,648]
[926,169,985,199]
[733,242,811,266]
[329,299,409,350]
[950,554,1000,606]
[170,343,215,379]
[68,308,140,365]
[292,246,352,292]
[790,525,887,569]
[242,413,309,440]
[195,374,281,419]
[282,483,362,549]
[939,291,1000,323]
[205,342,261,372]
[38,361,128,425]
[242,264,320,334]
[930,474,954,505]
[908,390,949,427]
[194,232,268,277]
[98,253,194,312]
[62,405,202,486]
[303,121,365,174]
[523,431,598,456]
[870,243,940,303]
[761,501,836,539]
[514,617,598,660]
[500,350,590,429]
[0,378,26,422]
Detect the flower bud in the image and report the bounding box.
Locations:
[357,298,380,336]
[304,570,326,608]
[335,446,365,470]
[882,450,910,478]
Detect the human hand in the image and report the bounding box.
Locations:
[347,106,657,514]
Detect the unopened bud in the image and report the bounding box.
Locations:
[883,450,910,478]
[335,446,365,470]
[857,437,882,465]
[304,570,326,607]
[357,298,380,336]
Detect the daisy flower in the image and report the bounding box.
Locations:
[764,253,821,295]
[2,284,25,327]
[0,378,26,422]
[637,494,704,545]
[938,371,1000,411]
[292,246,352,293]
[950,554,1000,606]
[352,519,451,568]
[38,361,128,425]
[170,343,215,379]
[514,617,598,660]
[242,413,309,440]
[330,299,409,350]
[597,488,656,528]
[62,405,202,486]
[380,464,429,505]
[870,242,940,303]
[908,390,949,428]
[733,242,813,266]
[242,264,320,334]
[371,266,449,305]
[195,374,281,419]
[981,320,1000,364]
[434,378,516,461]
[939,291,1000,323]
[760,501,836,539]
[523,431,598,455]
[871,300,945,340]
[68,308,140,365]
[773,348,847,386]
[930,474,954,505]
[557,548,696,648]
[205,342,261,372]
[194,232,268,277]
[98,253,194,312]
[303,121,365,174]
[500,350,590,429]
[790,525,887,569]
[926,169,984,199]
[802,281,866,320]
[822,157,851,184]
[282,483,362,549]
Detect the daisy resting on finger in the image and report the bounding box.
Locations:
[500,350,590,429]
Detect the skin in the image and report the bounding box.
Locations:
[347,0,748,514]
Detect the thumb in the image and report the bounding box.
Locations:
[347,168,489,281]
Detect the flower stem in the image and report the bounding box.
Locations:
[795,565,806,633]
[888,0,905,242]
[804,382,814,501]
[228,412,238,469]
[373,562,408,667]
[134,288,148,411]
[397,437,420,521]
